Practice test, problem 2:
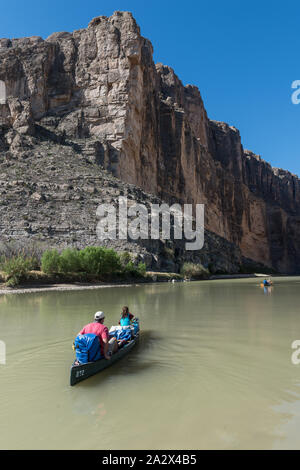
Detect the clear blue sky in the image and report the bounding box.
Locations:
[1,0,300,175]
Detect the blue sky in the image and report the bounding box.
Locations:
[1,0,300,175]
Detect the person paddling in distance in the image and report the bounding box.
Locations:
[79,311,118,360]
[119,306,134,326]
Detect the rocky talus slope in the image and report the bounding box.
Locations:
[0,11,299,273]
[0,140,249,273]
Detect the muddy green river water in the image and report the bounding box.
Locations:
[0,277,300,449]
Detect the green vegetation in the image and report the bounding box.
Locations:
[119,251,132,266]
[0,240,45,266]
[78,247,122,276]
[0,245,217,288]
[180,262,210,280]
[41,249,60,273]
[0,256,32,287]
[0,241,43,286]
[41,246,146,279]
[124,260,146,278]
[0,246,147,286]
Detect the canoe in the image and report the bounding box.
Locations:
[70,332,139,386]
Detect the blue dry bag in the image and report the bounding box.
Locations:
[74,333,101,364]
[132,320,139,335]
[110,328,132,342]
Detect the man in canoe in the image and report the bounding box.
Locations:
[79,311,118,360]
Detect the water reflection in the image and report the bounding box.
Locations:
[263,286,273,295]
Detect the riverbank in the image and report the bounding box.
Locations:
[0,272,273,295]
[0,270,182,295]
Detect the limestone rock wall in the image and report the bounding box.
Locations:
[0,11,299,272]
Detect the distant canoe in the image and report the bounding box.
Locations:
[70,333,139,386]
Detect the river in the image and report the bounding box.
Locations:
[0,277,300,449]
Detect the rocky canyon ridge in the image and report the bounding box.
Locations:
[0,11,299,273]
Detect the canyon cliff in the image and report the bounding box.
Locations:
[0,11,299,273]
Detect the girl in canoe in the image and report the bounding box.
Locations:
[119,306,134,326]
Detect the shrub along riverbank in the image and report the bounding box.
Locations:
[0,246,276,290]
[0,243,216,287]
[0,247,147,287]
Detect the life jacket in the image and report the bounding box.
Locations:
[74,333,101,364]
[120,316,131,326]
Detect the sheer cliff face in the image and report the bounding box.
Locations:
[0,11,299,273]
